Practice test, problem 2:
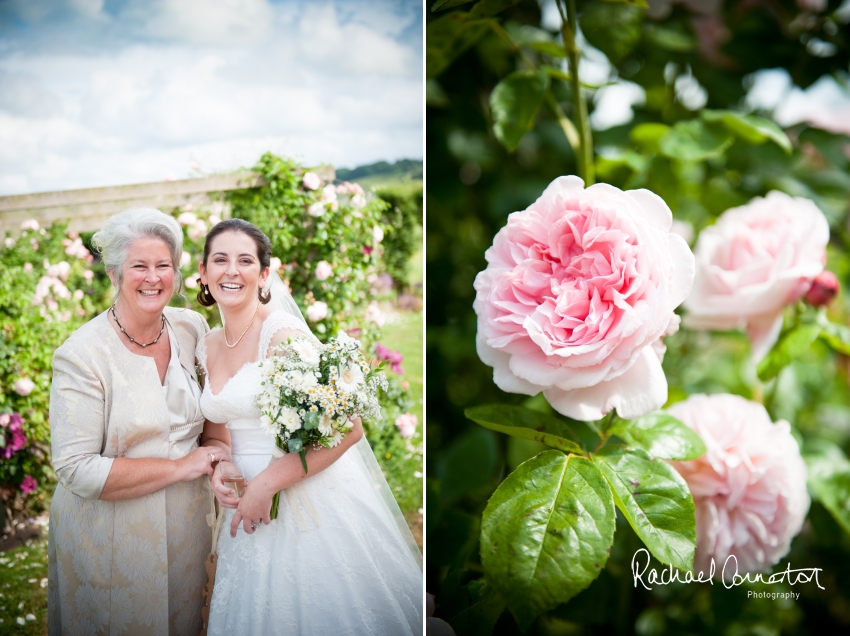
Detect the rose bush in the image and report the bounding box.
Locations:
[684,191,829,360]
[668,394,810,576]
[474,176,694,420]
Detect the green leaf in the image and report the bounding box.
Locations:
[539,64,572,83]
[610,413,706,461]
[490,70,549,152]
[805,442,850,536]
[426,12,492,79]
[527,40,568,57]
[658,119,734,162]
[436,427,501,503]
[432,0,476,12]
[630,122,669,151]
[467,404,599,452]
[816,313,850,355]
[440,572,506,636]
[468,0,523,19]
[592,446,697,572]
[581,1,644,63]
[701,109,792,154]
[757,323,822,381]
[481,451,615,629]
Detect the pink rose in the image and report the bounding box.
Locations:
[270,257,282,272]
[20,475,37,494]
[395,413,418,439]
[0,414,9,427]
[473,176,694,421]
[13,377,35,396]
[308,202,326,218]
[315,260,333,281]
[306,301,328,322]
[668,394,809,576]
[176,212,197,226]
[684,192,829,361]
[302,172,321,190]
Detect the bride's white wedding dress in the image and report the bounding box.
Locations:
[198,310,423,636]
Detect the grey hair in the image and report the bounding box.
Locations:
[91,208,184,297]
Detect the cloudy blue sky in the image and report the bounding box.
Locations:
[0,0,423,195]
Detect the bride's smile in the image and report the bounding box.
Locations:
[200,231,270,312]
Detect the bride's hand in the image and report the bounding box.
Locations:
[230,480,273,537]
[211,461,241,509]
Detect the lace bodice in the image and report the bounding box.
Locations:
[198,311,315,427]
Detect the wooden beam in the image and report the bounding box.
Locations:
[0,165,336,236]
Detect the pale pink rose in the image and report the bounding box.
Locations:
[176,212,197,226]
[23,263,33,272]
[473,176,694,421]
[395,413,418,439]
[180,252,191,268]
[684,192,829,361]
[315,260,333,281]
[47,261,71,281]
[0,414,10,427]
[20,219,39,231]
[306,301,328,322]
[188,219,208,241]
[185,275,199,290]
[13,377,35,396]
[72,289,84,301]
[366,301,385,327]
[322,184,337,203]
[209,214,221,227]
[372,226,384,244]
[308,202,326,218]
[82,269,94,281]
[5,237,16,248]
[270,257,282,272]
[668,394,809,577]
[302,172,321,190]
[351,194,367,209]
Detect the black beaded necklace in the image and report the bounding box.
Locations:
[110,304,166,348]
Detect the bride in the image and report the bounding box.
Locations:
[195,219,423,635]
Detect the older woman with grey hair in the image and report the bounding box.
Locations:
[47,208,230,635]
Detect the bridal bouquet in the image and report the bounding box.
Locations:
[255,331,387,519]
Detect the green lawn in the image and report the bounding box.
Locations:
[0,539,48,635]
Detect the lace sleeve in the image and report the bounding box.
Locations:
[258,311,319,360]
[196,332,210,378]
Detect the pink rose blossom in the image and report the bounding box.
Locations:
[13,377,35,396]
[23,262,33,272]
[684,192,829,361]
[270,257,282,272]
[0,414,9,427]
[372,226,384,244]
[306,301,328,322]
[20,475,37,495]
[376,344,404,374]
[20,219,39,231]
[308,202,326,218]
[473,176,694,421]
[177,212,197,226]
[82,269,94,281]
[366,301,385,327]
[2,413,27,459]
[315,260,333,281]
[302,172,321,190]
[668,394,809,576]
[395,413,418,439]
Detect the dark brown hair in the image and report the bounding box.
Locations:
[197,218,273,307]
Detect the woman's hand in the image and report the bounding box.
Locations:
[177,445,224,482]
[211,461,242,509]
[230,480,273,538]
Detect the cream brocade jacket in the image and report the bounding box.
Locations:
[47,307,211,636]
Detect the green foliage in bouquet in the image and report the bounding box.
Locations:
[427,0,850,633]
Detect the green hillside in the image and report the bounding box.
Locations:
[336,159,422,189]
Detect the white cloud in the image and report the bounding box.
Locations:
[0,0,422,195]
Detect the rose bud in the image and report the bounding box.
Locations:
[805,270,840,307]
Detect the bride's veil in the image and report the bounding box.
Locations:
[255,269,423,567]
